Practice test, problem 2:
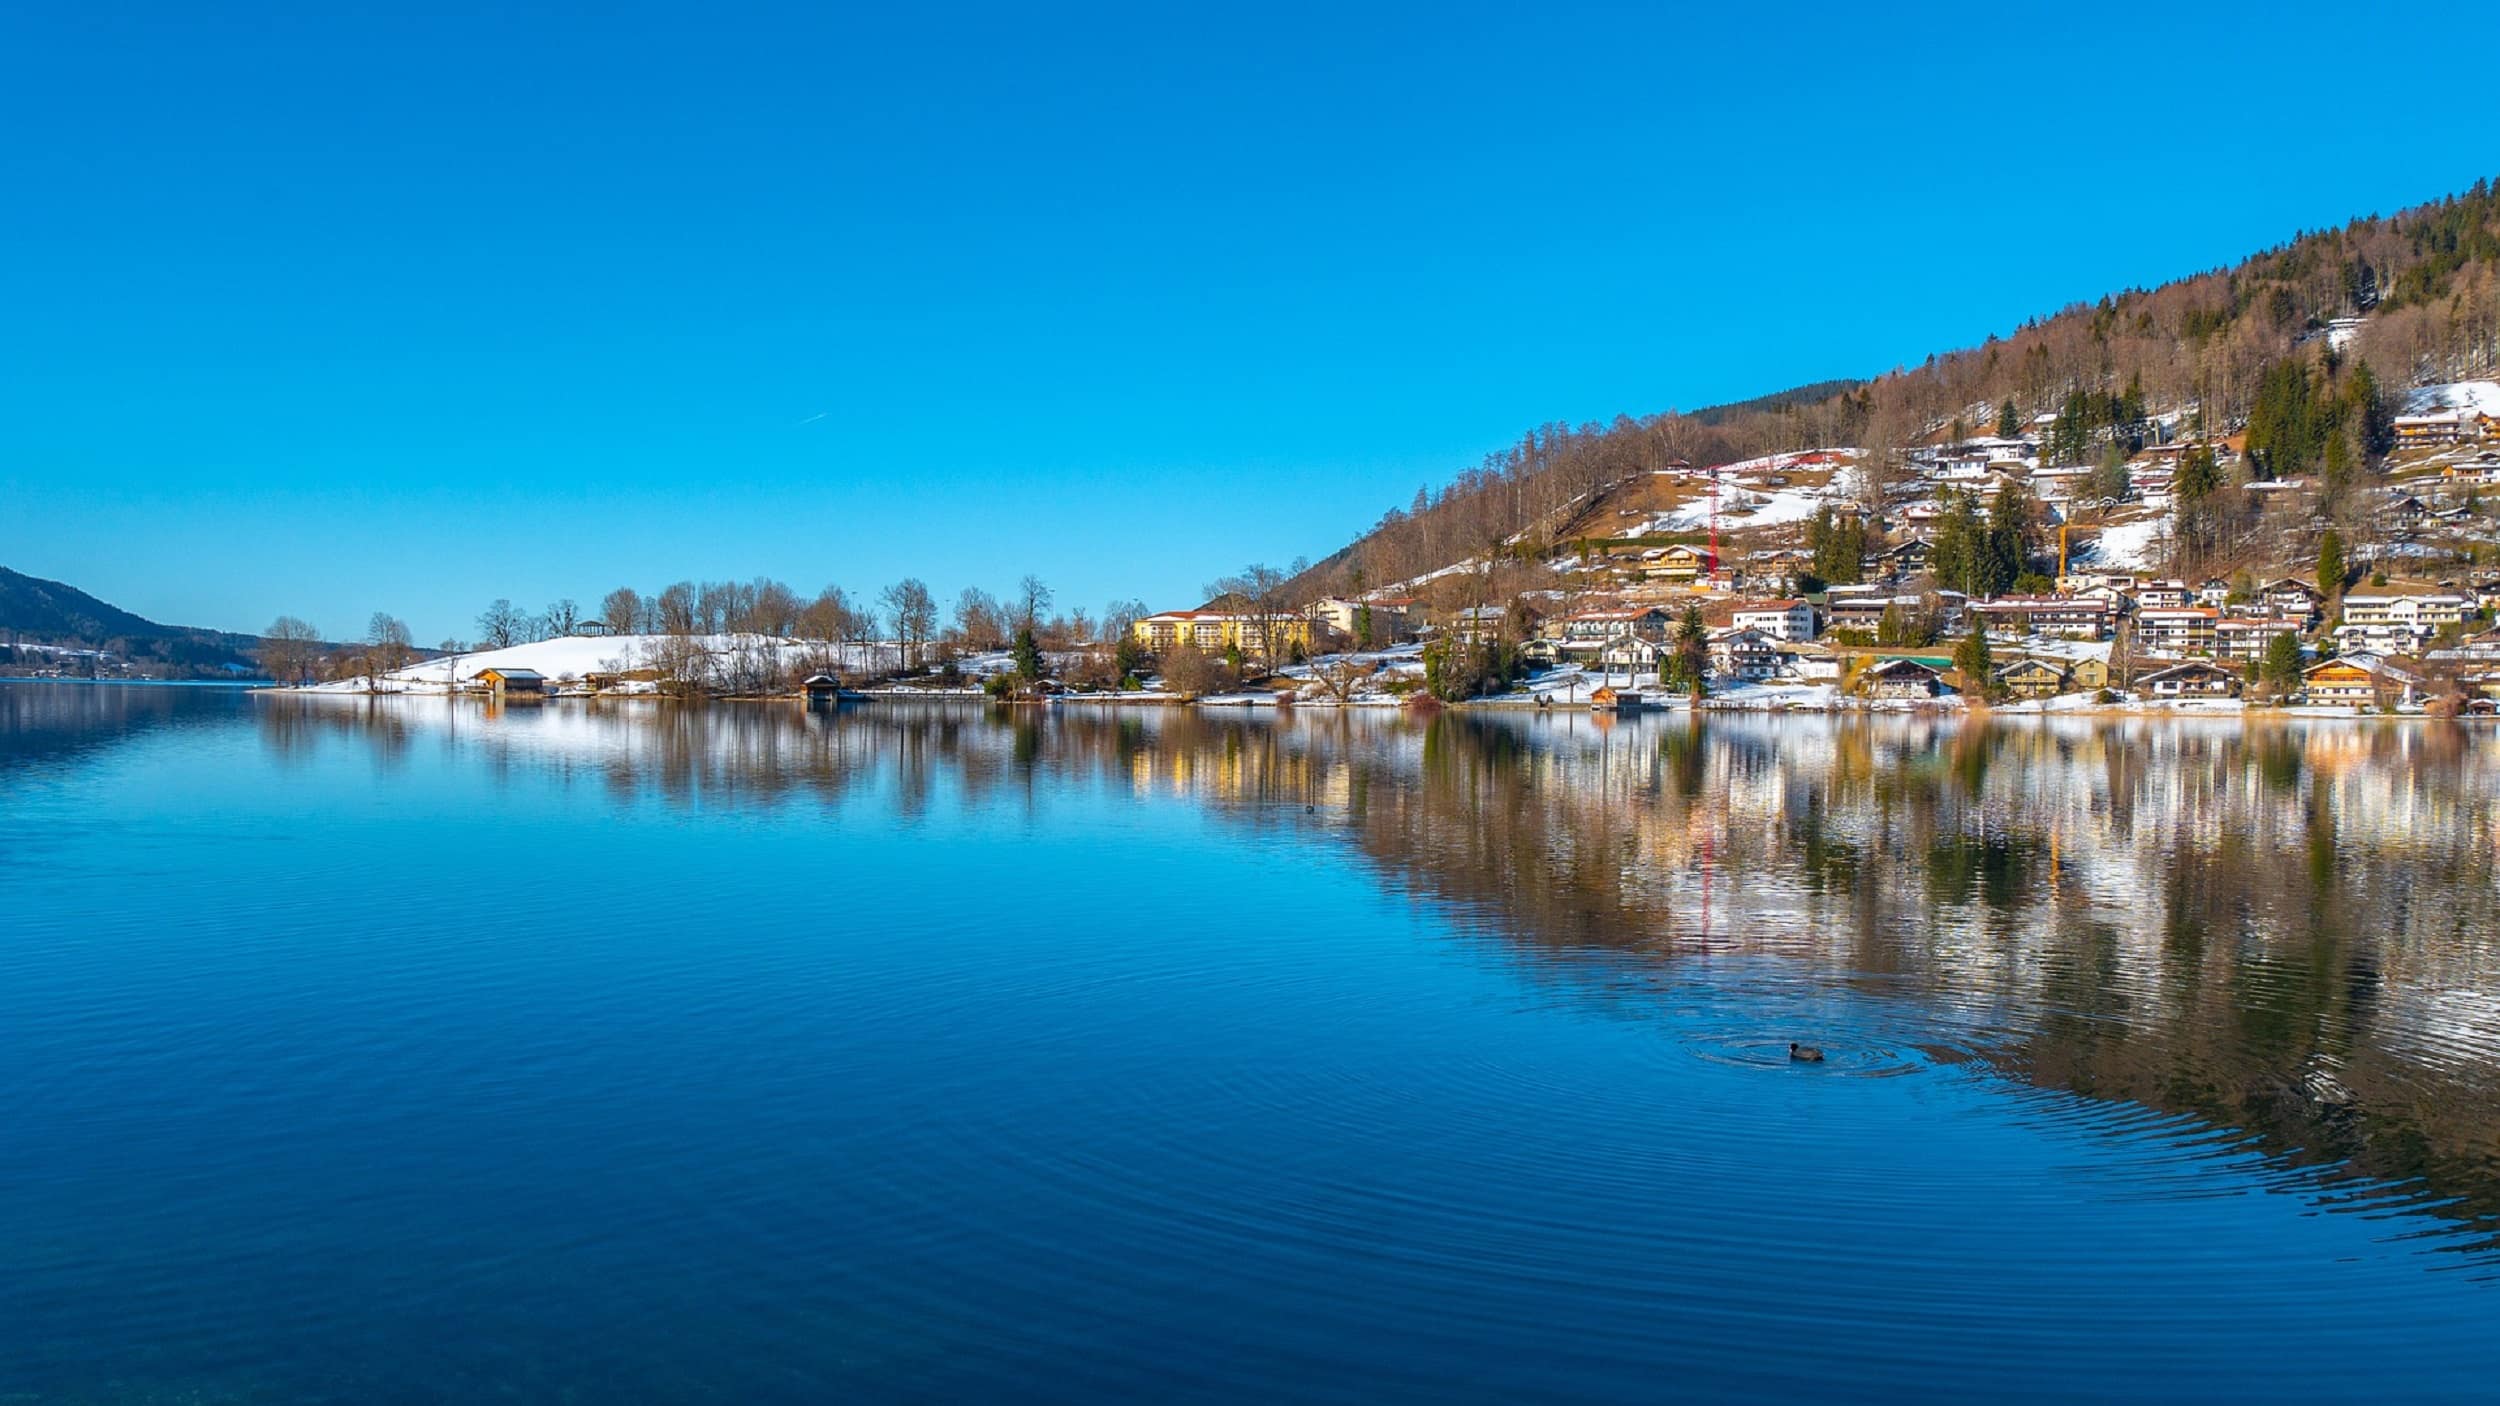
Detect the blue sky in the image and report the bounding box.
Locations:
[3,3,2493,643]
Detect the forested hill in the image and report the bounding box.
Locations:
[1295,176,2500,596]
[0,566,261,674]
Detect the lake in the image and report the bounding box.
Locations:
[4,682,2497,1403]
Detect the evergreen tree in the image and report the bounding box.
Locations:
[2174,445,2223,501]
[1953,624,1993,693]
[1675,605,1709,699]
[1931,490,1991,596]
[2086,441,2132,503]
[1984,481,2037,594]
[2318,528,2347,596]
[1996,398,2021,438]
[2320,431,2354,516]
[2246,356,2345,478]
[2346,359,2392,456]
[1806,505,1865,585]
[2172,445,2227,563]
[2119,372,2147,426]
[1012,625,1045,684]
[1875,602,1935,647]
[2263,630,2304,694]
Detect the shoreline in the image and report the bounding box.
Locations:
[228,680,2470,723]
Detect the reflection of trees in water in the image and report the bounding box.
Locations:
[1,682,233,771]
[239,697,2500,1250]
[1325,713,2500,1254]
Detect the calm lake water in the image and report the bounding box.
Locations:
[5,683,2499,1403]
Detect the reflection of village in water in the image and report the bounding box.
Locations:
[114,690,2500,1261]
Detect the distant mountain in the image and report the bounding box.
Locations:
[0,567,187,641]
[0,567,262,676]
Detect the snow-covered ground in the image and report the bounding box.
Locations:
[2404,381,2500,417]
[1705,447,1860,478]
[288,634,897,694]
[1642,484,1829,533]
[2086,517,2166,571]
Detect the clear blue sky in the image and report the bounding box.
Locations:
[3,3,2492,643]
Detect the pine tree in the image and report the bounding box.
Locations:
[1807,505,1864,585]
[2320,431,2353,515]
[2087,441,2131,503]
[2264,630,2303,694]
[1932,490,1989,596]
[1996,398,2021,438]
[1012,625,1045,684]
[1984,481,2036,594]
[2346,359,2392,456]
[2318,529,2347,596]
[1953,624,1993,693]
[1675,605,1709,699]
[2175,446,2223,501]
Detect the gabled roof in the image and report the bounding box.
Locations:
[2306,654,2418,682]
[1994,657,2067,678]
[2139,661,2235,682]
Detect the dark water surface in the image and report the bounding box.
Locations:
[4,683,2498,1402]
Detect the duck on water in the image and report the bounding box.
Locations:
[1788,1042,1824,1063]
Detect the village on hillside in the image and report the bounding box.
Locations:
[1108,377,2500,716]
[263,377,2500,718]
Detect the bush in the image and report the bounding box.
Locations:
[1159,642,1228,697]
[1421,638,1524,701]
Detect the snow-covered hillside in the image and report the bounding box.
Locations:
[2083,518,2165,571]
[291,634,895,694]
[2403,381,2500,416]
[1643,484,1828,532]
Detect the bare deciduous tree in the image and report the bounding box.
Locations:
[1102,599,1149,642]
[881,578,937,670]
[1158,640,1226,697]
[1016,574,1053,634]
[656,582,699,635]
[600,587,643,636]
[262,616,322,685]
[952,587,1006,651]
[477,599,525,649]
[1307,654,1376,703]
[1207,563,1297,668]
[365,613,412,681]
[741,578,803,637]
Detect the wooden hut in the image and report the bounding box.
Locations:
[475,667,546,699]
[802,673,846,705]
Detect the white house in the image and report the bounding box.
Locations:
[1707,627,1784,681]
[2139,661,2240,698]
[2135,607,2219,658]
[1731,599,1817,642]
